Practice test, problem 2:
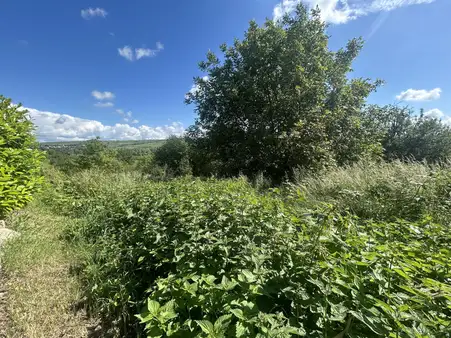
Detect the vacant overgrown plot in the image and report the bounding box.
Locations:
[40,171,450,337]
[2,3,451,338]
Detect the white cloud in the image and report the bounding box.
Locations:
[116,109,135,123]
[396,88,441,101]
[273,0,435,24]
[116,109,132,118]
[118,46,134,61]
[92,90,115,101]
[81,7,108,20]
[94,102,114,108]
[25,107,184,142]
[135,48,156,60]
[424,108,444,119]
[131,119,139,124]
[118,43,164,61]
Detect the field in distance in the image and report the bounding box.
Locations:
[40,139,166,150]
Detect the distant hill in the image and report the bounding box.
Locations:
[40,139,166,151]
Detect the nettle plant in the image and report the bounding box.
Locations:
[0,96,44,218]
[72,178,450,337]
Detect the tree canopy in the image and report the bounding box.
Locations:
[186,4,382,181]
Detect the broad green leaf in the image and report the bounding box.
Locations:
[196,320,215,335]
[147,300,160,315]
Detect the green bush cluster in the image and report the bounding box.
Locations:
[0,96,44,218]
[47,170,451,337]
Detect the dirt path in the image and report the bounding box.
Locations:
[0,212,100,338]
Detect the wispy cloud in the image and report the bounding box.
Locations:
[116,109,138,123]
[94,102,114,108]
[273,0,435,24]
[135,48,156,60]
[367,11,390,39]
[92,90,115,101]
[396,88,441,101]
[118,42,164,61]
[81,7,108,20]
[156,42,164,51]
[26,106,184,142]
[118,46,134,61]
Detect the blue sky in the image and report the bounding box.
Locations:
[0,0,449,141]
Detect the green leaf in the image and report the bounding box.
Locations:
[235,322,248,337]
[147,299,160,315]
[214,314,232,333]
[393,268,411,280]
[230,308,245,320]
[196,320,215,335]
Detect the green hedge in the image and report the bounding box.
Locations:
[0,96,44,218]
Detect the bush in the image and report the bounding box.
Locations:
[0,96,44,218]
[154,136,191,177]
[58,175,451,337]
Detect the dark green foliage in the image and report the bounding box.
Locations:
[154,136,191,177]
[186,4,381,181]
[0,95,44,217]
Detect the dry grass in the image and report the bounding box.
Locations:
[291,160,451,222]
[2,203,96,338]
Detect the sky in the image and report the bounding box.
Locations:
[0,0,449,141]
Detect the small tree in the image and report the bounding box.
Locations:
[0,96,44,218]
[74,137,123,171]
[154,136,191,177]
[186,4,381,181]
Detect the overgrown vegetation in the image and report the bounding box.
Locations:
[2,3,451,338]
[35,163,451,337]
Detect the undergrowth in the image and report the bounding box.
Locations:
[40,163,451,337]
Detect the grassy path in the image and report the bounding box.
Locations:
[1,203,96,338]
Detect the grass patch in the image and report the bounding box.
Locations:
[2,202,96,338]
[293,160,451,223]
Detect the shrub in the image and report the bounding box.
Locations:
[61,176,451,337]
[154,136,191,177]
[0,96,44,218]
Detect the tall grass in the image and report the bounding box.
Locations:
[292,160,451,223]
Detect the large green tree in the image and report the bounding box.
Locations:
[0,96,44,217]
[186,5,381,181]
